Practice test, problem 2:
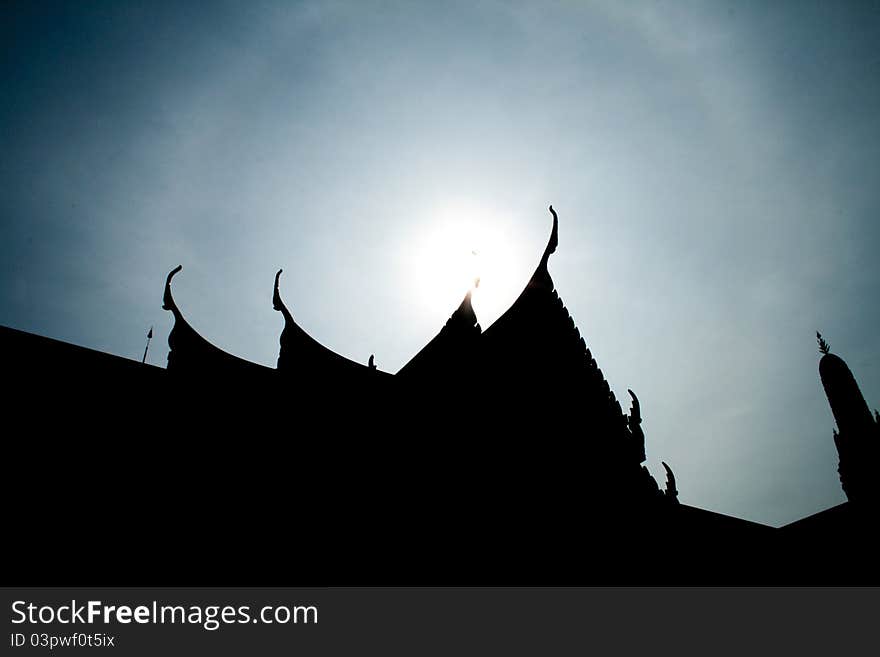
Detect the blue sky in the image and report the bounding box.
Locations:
[2,0,879,526]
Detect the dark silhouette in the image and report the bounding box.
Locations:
[164,264,271,376]
[2,205,876,585]
[662,462,678,500]
[142,326,152,364]
[817,333,879,506]
[273,267,390,389]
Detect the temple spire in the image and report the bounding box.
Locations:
[819,336,873,437]
[817,335,879,505]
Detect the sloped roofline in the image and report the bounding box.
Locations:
[160,205,560,375]
[163,265,273,373]
[273,268,389,375]
[162,264,388,375]
[481,205,559,337]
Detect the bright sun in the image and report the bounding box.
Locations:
[410,200,528,328]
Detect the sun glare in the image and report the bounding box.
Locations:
[410,201,530,328]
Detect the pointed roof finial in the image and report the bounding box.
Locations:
[817,331,831,355]
[273,269,285,310]
[142,325,153,364]
[662,462,679,500]
[527,205,559,290]
[453,288,478,328]
[627,389,641,424]
[368,354,376,370]
[163,265,183,313]
[273,268,295,324]
[541,204,559,266]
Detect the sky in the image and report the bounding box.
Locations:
[2,0,879,526]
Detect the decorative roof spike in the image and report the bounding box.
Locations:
[142,325,153,364]
[451,288,478,329]
[662,462,679,501]
[627,389,647,464]
[368,354,376,370]
[627,389,642,425]
[817,331,831,355]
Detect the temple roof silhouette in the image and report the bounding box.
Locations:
[158,205,630,433]
[162,265,273,377]
[2,205,877,584]
[158,207,664,502]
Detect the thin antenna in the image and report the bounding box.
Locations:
[142,326,153,364]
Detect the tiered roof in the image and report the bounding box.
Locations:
[160,205,676,509]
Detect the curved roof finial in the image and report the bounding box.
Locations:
[627,389,646,463]
[662,461,678,499]
[273,269,293,322]
[627,389,641,423]
[530,205,559,289]
[273,269,283,309]
[162,265,183,313]
[540,204,559,267]
[368,354,376,370]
